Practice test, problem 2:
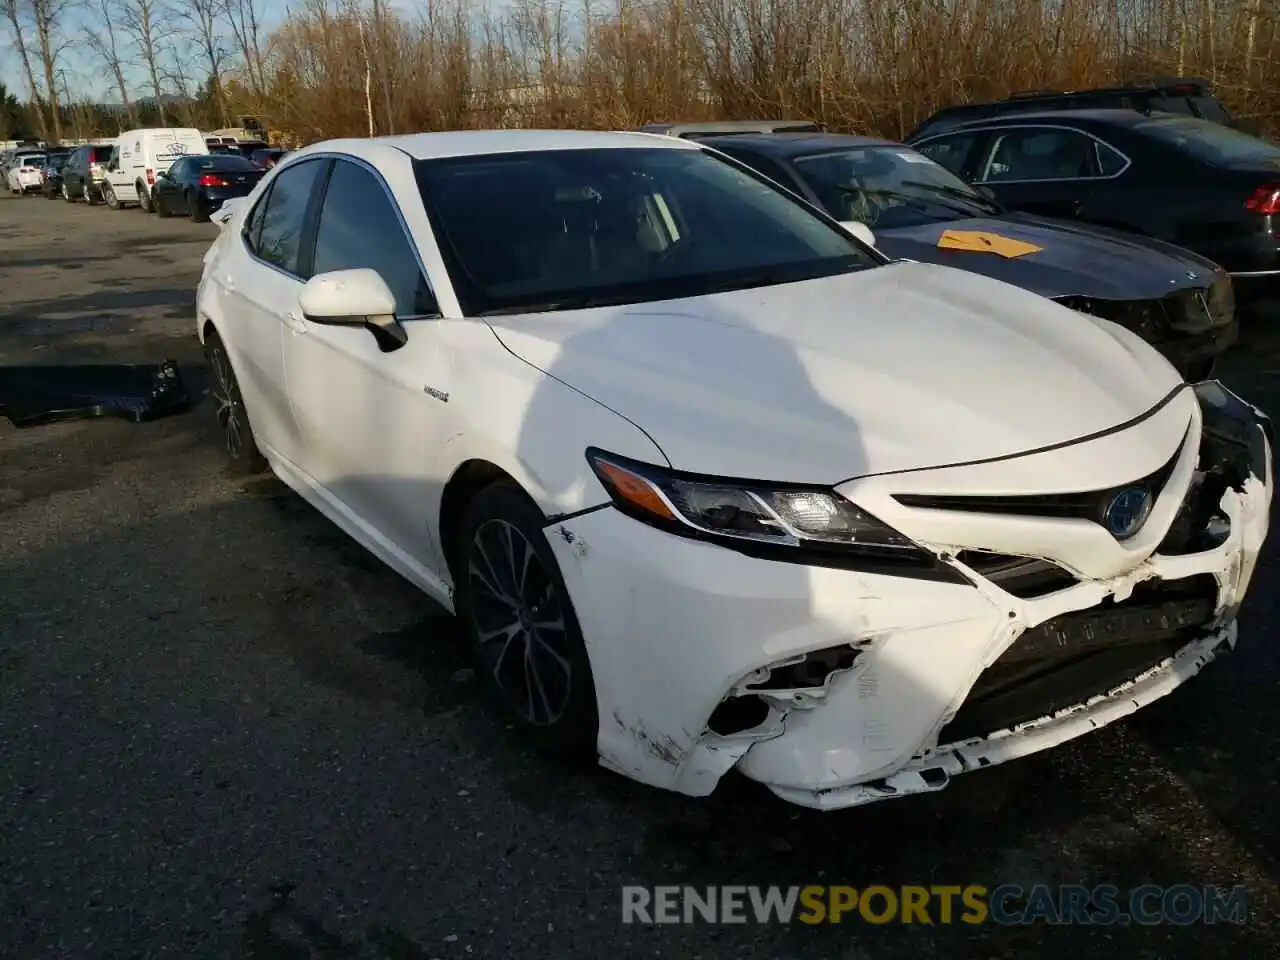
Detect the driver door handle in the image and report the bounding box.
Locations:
[282,310,308,334]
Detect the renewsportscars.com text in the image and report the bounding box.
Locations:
[621,884,1249,926]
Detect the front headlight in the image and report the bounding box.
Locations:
[586,448,960,578]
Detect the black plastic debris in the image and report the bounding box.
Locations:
[0,359,191,427]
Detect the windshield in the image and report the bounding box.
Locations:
[16,153,47,167]
[792,146,996,228]
[416,147,880,315]
[1137,115,1280,165]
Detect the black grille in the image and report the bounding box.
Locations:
[894,436,1183,530]
[938,573,1220,744]
[955,551,1079,598]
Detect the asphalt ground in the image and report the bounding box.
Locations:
[1,190,1279,959]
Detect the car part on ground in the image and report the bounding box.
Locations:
[0,360,190,427]
[690,129,1238,379]
[908,109,1280,307]
[197,128,1273,811]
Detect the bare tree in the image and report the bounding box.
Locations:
[120,0,170,126]
[82,0,137,127]
[0,0,50,137]
[223,0,266,97]
[23,0,77,142]
[176,0,229,126]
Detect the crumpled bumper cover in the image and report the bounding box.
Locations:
[547,382,1272,810]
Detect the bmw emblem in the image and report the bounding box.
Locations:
[1104,487,1153,539]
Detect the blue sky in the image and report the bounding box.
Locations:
[2,0,290,101]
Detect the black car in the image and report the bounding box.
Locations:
[152,153,265,221]
[907,109,1280,306]
[38,150,73,198]
[60,143,114,203]
[247,147,288,169]
[907,77,1251,140]
[683,128,1235,379]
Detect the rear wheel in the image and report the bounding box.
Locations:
[84,181,99,205]
[61,181,74,202]
[104,183,120,209]
[454,481,598,756]
[187,191,208,222]
[204,330,267,475]
[137,185,152,213]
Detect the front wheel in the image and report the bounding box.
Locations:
[455,481,598,756]
[204,330,267,475]
[104,183,119,209]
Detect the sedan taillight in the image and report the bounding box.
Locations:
[199,174,230,187]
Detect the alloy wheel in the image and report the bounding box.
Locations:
[208,342,245,460]
[466,519,573,727]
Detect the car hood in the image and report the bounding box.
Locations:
[875,213,1220,300]
[484,262,1184,484]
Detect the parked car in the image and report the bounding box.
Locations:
[908,77,1251,140]
[59,143,114,203]
[909,109,1280,306]
[682,127,1236,380]
[152,153,265,221]
[6,149,48,195]
[102,127,209,212]
[247,147,288,169]
[197,130,1272,811]
[37,149,72,198]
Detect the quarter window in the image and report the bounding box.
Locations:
[311,159,438,316]
[980,128,1124,181]
[253,158,326,276]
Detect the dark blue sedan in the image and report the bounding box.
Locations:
[153,154,265,222]
[687,129,1236,380]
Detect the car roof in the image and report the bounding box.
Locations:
[360,129,701,160]
[697,132,902,156]
[932,108,1160,133]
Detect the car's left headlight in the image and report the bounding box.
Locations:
[585,448,959,578]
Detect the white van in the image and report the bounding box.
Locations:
[101,127,208,212]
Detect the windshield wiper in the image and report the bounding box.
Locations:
[899,179,1003,214]
[837,183,997,218]
[475,293,641,316]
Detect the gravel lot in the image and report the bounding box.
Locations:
[2,192,1279,959]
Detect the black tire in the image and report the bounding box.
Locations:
[188,191,209,222]
[103,183,119,209]
[137,185,152,213]
[61,181,75,202]
[204,330,268,475]
[84,181,99,205]
[454,481,599,756]
[155,189,171,218]
[45,185,57,199]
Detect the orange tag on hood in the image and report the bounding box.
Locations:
[937,230,1043,258]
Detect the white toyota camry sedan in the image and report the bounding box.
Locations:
[196,129,1273,810]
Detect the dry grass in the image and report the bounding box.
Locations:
[232,0,1280,141]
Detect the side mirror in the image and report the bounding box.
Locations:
[299,268,407,351]
[840,220,877,247]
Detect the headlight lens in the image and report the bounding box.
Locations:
[586,448,950,574]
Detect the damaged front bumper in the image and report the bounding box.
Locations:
[547,382,1272,810]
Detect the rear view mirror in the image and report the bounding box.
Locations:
[300,268,407,352]
[841,220,877,248]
